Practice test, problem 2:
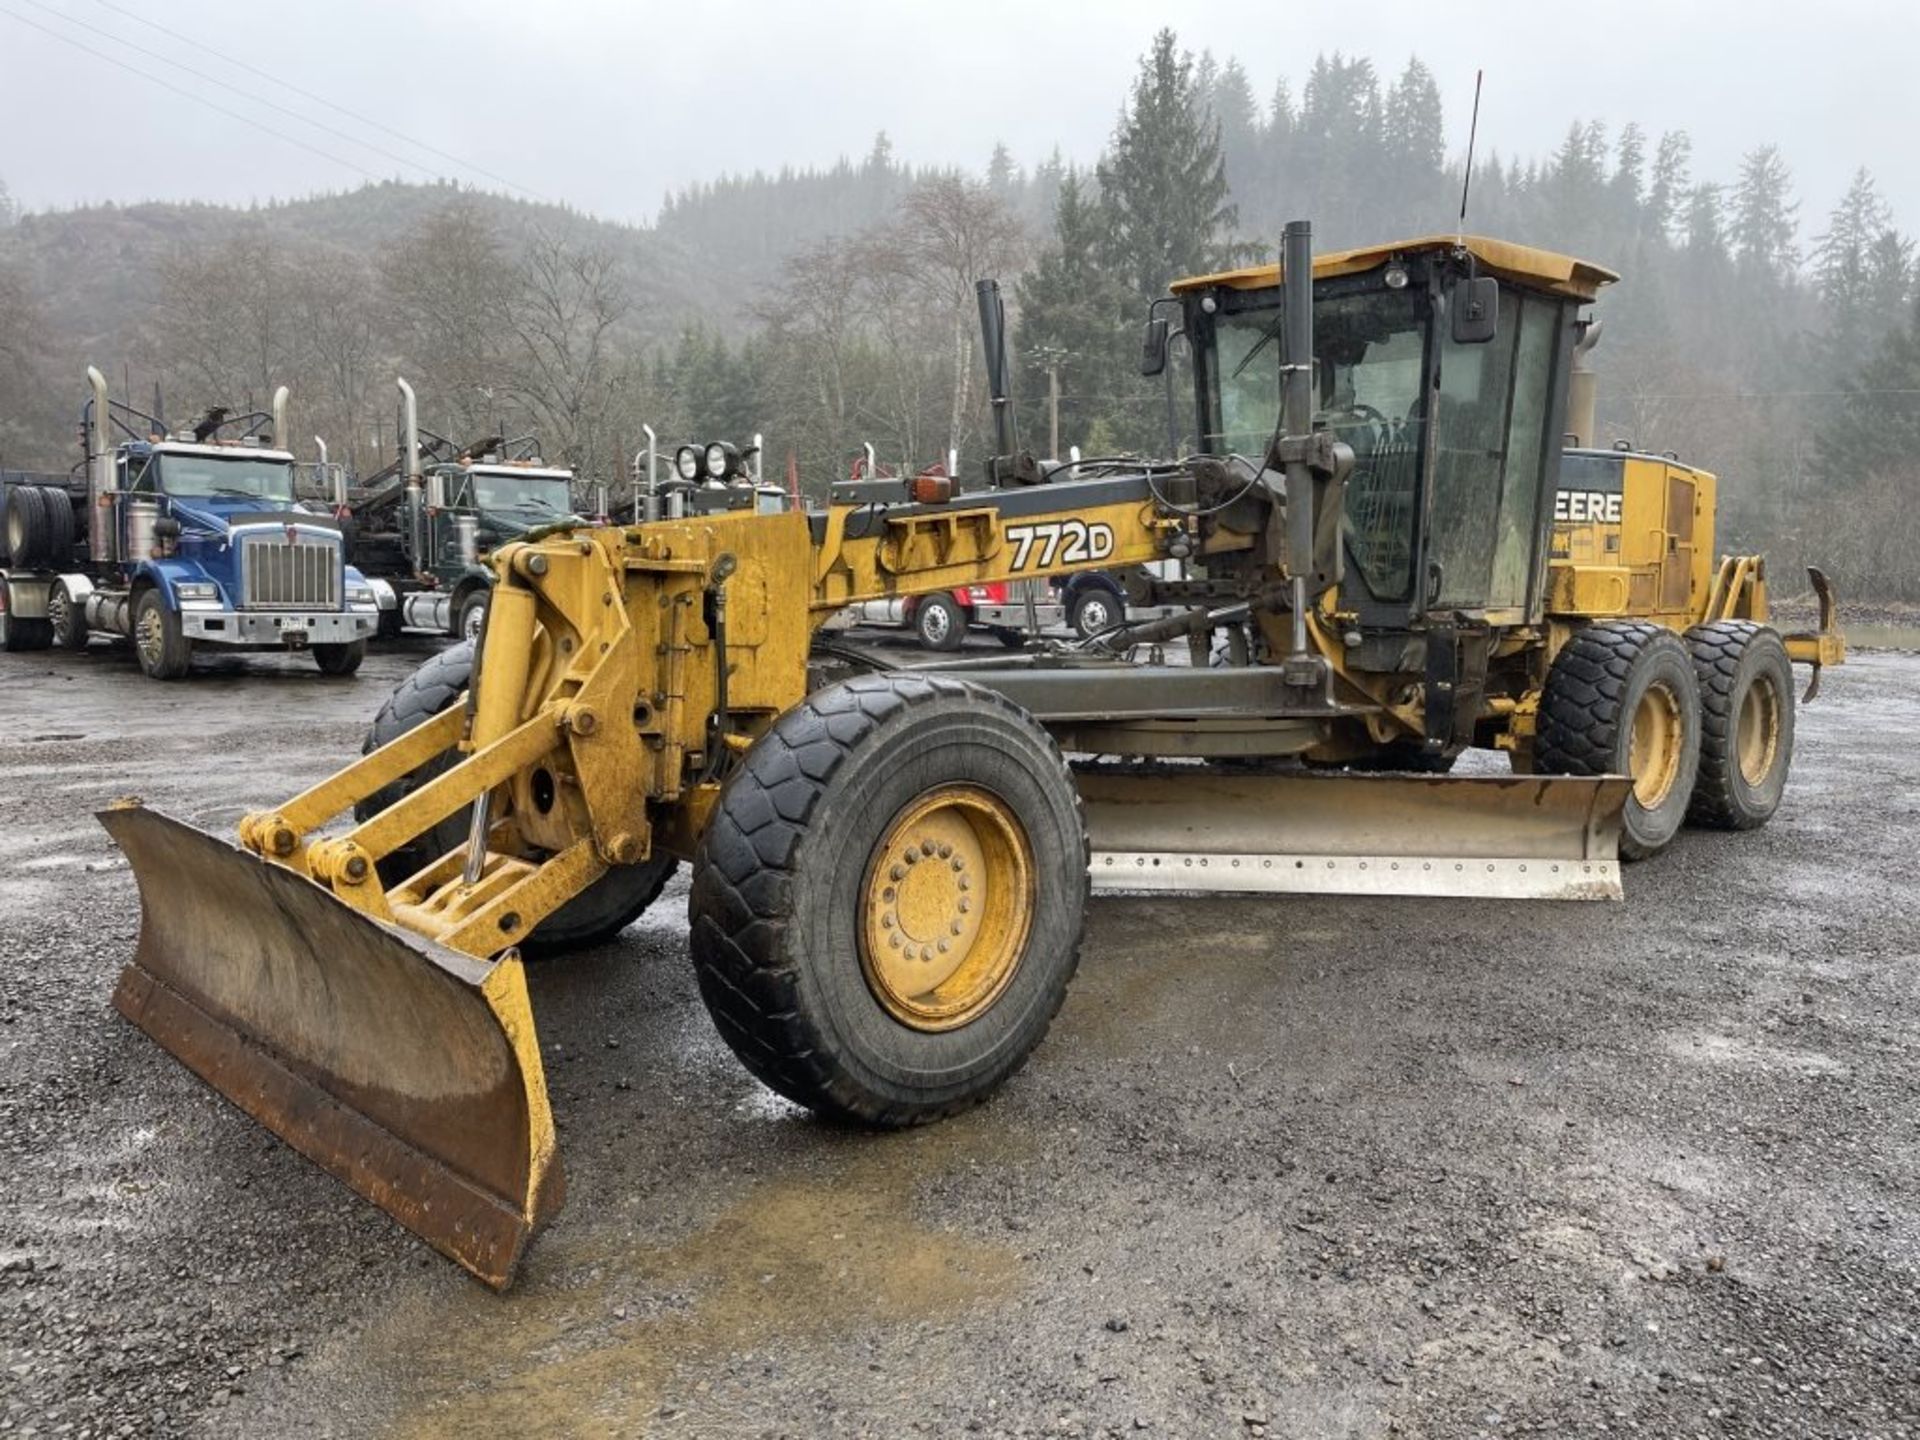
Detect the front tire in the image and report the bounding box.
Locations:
[689,673,1087,1126]
[1069,584,1122,639]
[456,589,489,644]
[1536,621,1701,861]
[312,639,365,676]
[913,593,966,652]
[132,589,191,680]
[1685,621,1794,830]
[355,641,677,954]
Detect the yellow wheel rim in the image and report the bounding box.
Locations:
[1627,681,1684,809]
[860,785,1033,1032]
[1736,675,1782,787]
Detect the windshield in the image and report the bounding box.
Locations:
[154,453,296,504]
[1210,285,1428,601]
[467,470,572,514]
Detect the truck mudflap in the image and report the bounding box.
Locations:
[99,803,561,1289]
[1079,770,1631,901]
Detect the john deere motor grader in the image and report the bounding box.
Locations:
[101,222,1843,1287]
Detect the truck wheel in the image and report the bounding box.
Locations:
[913,593,966,651]
[5,486,49,569]
[689,672,1087,1126]
[355,640,678,955]
[47,582,88,651]
[1536,620,1701,861]
[132,588,191,680]
[1069,584,1122,639]
[1684,621,1794,830]
[456,590,489,643]
[312,640,365,676]
[0,595,51,652]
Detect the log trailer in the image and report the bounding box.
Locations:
[101,225,1843,1286]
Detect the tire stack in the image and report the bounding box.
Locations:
[1,485,77,653]
[4,484,76,570]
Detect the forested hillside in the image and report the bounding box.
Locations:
[2,30,1914,596]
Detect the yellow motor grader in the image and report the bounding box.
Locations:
[102,222,1843,1287]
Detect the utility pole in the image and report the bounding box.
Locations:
[1032,345,1066,460]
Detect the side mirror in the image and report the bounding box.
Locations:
[1140,317,1170,377]
[1451,276,1499,345]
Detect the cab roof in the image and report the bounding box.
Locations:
[1171,235,1618,303]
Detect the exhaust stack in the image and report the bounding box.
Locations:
[85,366,117,563]
[1566,319,1603,448]
[270,386,290,450]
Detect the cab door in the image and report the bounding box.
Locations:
[1420,289,1568,622]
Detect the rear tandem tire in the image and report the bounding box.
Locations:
[47,581,88,651]
[356,640,678,955]
[1684,621,1795,830]
[1535,620,1701,861]
[688,672,1087,1126]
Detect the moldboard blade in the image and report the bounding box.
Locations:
[1079,770,1629,901]
[99,803,561,1289]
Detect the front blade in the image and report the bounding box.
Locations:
[99,804,561,1289]
[1079,770,1629,900]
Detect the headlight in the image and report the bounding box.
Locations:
[674,445,701,482]
[704,441,737,481]
[175,581,219,601]
[348,586,376,605]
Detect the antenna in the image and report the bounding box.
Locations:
[1457,69,1484,241]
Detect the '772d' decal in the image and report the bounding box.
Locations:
[1004,519,1116,571]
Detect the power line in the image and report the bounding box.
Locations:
[0,4,386,183]
[15,0,454,186]
[85,0,549,201]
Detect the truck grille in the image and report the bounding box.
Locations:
[242,535,340,609]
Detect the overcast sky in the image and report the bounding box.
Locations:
[3,0,1917,243]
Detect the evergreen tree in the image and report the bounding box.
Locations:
[1732,144,1799,281]
[1095,29,1238,299]
[1382,58,1445,230]
[1014,171,1136,450]
[1646,131,1692,244]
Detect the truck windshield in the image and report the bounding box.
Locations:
[156,454,296,504]
[1210,285,1428,602]
[469,471,572,514]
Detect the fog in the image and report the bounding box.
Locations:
[2,0,1914,227]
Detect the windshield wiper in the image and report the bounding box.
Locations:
[1229,311,1287,382]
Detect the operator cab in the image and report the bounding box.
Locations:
[1171,237,1616,648]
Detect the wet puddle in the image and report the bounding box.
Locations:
[366,1132,1024,1437]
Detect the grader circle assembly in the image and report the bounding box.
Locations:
[100,224,1846,1287]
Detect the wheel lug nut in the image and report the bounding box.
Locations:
[888,934,902,949]
[950,920,964,936]
[937,940,950,955]
[890,865,905,881]
[950,858,964,872]
[957,875,971,892]
[883,886,896,902]
[920,839,937,857]
[903,851,918,866]
[881,912,895,928]
[937,843,953,859]
[958,897,972,914]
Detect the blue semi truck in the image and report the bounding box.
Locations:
[0,368,380,678]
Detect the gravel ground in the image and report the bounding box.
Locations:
[0,634,1915,1439]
